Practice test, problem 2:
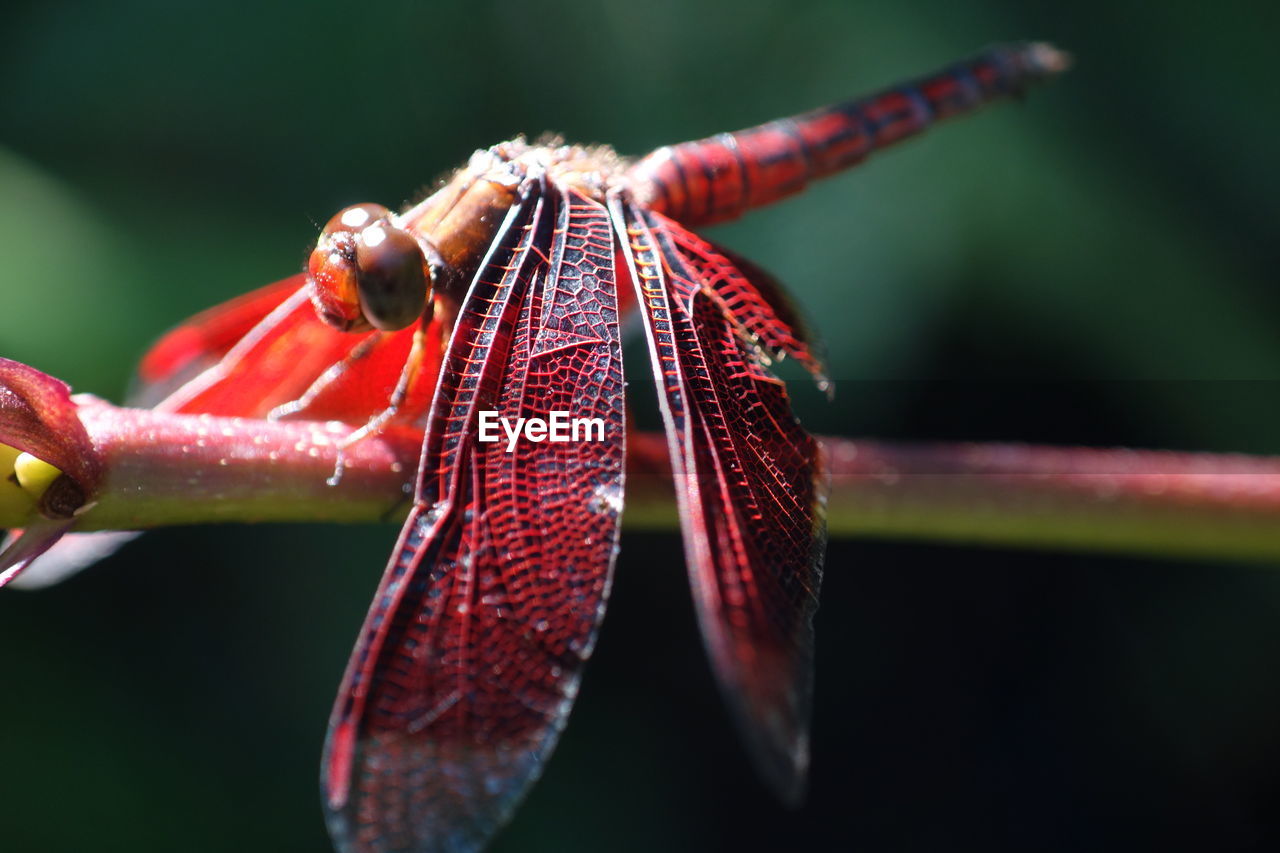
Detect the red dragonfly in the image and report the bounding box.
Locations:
[33,43,1065,852]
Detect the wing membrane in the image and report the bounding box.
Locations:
[323,181,625,853]
[660,219,826,386]
[130,274,440,426]
[134,275,304,394]
[614,197,826,803]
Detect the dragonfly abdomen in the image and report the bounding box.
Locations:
[628,42,1068,227]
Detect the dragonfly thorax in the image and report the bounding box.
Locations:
[307,138,630,330]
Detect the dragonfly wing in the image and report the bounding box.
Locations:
[130,275,305,405]
[660,220,827,386]
[129,273,439,425]
[31,274,436,587]
[25,263,439,587]
[614,198,826,804]
[135,276,301,388]
[2,530,140,589]
[323,180,625,853]
[0,519,77,588]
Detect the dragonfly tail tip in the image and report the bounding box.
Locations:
[1027,41,1073,76]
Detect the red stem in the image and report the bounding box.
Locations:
[14,400,1280,563]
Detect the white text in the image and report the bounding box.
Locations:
[477,410,607,452]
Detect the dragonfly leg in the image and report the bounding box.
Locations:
[266,333,386,422]
[327,321,429,486]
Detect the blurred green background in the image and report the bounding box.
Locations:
[3,1,1280,850]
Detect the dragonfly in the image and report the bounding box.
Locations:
[9,42,1066,853]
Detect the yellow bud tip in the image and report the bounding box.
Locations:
[1,443,37,525]
[14,451,64,502]
[1,443,19,474]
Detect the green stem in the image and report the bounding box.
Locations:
[816,441,1280,562]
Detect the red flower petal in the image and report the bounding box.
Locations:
[0,357,101,505]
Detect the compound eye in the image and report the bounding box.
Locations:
[322,203,392,238]
[353,224,429,331]
[307,230,364,331]
[307,203,429,332]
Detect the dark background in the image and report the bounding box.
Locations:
[3,1,1280,850]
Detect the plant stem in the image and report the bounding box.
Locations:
[74,403,420,527]
[816,440,1280,562]
[37,402,1280,564]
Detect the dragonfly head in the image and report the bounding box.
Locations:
[307,203,432,332]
